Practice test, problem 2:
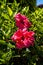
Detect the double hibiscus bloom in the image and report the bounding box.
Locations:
[11,13,35,49]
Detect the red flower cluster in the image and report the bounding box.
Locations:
[14,13,31,30]
[11,13,35,49]
[11,29,35,49]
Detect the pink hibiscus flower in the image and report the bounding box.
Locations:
[14,13,31,30]
[11,29,35,49]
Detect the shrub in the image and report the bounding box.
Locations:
[0,0,43,65]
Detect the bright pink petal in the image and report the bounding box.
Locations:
[23,31,35,38]
[23,37,35,48]
[16,40,25,49]
[11,29,23,42]
[23,38,31,48]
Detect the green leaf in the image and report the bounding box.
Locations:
[33,63,36,65]
[2,13,9,19]
[7,43,15,48]
[0,59,5,64]
[2,50,12,61]
[0,40,6,45]
[7,6,13,16]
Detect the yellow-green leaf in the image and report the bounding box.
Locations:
[7,6,13,16]
[2,13,9,19]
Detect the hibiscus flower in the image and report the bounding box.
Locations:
[11,29,35,49]
[14,13,31,30]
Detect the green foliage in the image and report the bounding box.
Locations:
[0,0,18,64]
[29,8,43,45]
[0,0,43,65]
[17,0,36,10]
